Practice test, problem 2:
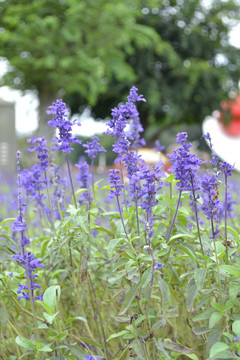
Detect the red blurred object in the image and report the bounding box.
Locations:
[219,95,240,136]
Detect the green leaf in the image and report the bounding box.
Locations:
[220,265,240,277]
[185,355,199,360]
[107,238,124,259]
[152,319,166,330]
[154,341,170,358]
[66,316,87,325]
[175,244,197,263]
[43,312,58,325]
[43,285,61,312]
[120,282,140,315]
[78,337,104,349]
[67,344,86,358]
[39,344,52,352]
[76,216,89,234]
[162,341,195,354]
[209,312,222,329]
[158,276,170,309]
[232,320,240,337]
[75,188,89,196]
[192,327,211,335]
[168,233,194,244]
[91,225,114,236]
[229,282,239,302]
[211,302,224,312]
[194,268,207,290]
[0,218,15,226]
[209,342,229,358]
[107,330,129,342]
[15,335,36,350]
[38,323,48,329]
[36,300,52,315]
[134,315,155,326]
[186,278,198,310]
[140,268,152,288]
[227,226,239,242]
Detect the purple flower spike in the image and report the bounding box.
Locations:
[202,132,213,148]
[12,151,45,302]
[168,132,203,192]
[106,86,146,153]
[47,99,81,153]
[27,136,49,171]
[85,355,101,360]
[108,169,124,199]
[127,86,146,103]
[153,140,165,152]
[234,336,239,342]
[83,136,106,160]
[154,263,163,270]
[219,161,234,177]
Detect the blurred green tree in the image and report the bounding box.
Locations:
[66,0,240,140]
[0,0,159,140]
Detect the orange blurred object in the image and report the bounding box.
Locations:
[219,95,240,136]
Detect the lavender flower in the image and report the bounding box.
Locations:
[127,85,146,103]
[219,161,234,177]
[27,136,49,170]
[202,132,213,148]
[140,165,157,238]
[21,165,47,212]
[12,151,45,301]
[166,132,203,242]
[108,169,124,199]
[75,159,90,205]
[12,252,45,300]
[154,263,163,270]
[106,86,146,156]
[47,99,81,153]
[168,132,203,192]
[83,136,106,160]
[153,140,165,152]
[85,355,101,360]
[201,175,221,239]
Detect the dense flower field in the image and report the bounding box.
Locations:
[1,87,240,360]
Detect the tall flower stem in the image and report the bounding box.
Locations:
[120,161,128,211]
[25,265,41,343]
[91,158,95,204]
[190,174,204,257]
[166,190,182,242]
[145,223,155,326]
[224,174,229,264]
[116,196,129,242]
[66,154,76,268]
[88,274,109,360]
[135,197,141,252]
[211,217,223,305]
[44,170,55,234]
[66,154,77,209]
[191,182,212,288]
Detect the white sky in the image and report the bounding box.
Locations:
[0,25,239,136]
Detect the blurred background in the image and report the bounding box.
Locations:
[0,0,240,170]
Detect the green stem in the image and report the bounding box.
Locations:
[88,274,109,360]
[166,190,182,242]
[211,217,223,305]
[66,154,77,208]
[224,174,228,264]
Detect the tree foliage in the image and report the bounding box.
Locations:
[0,0,159,138]
[1,0,240,139]
[67,0,240,138]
